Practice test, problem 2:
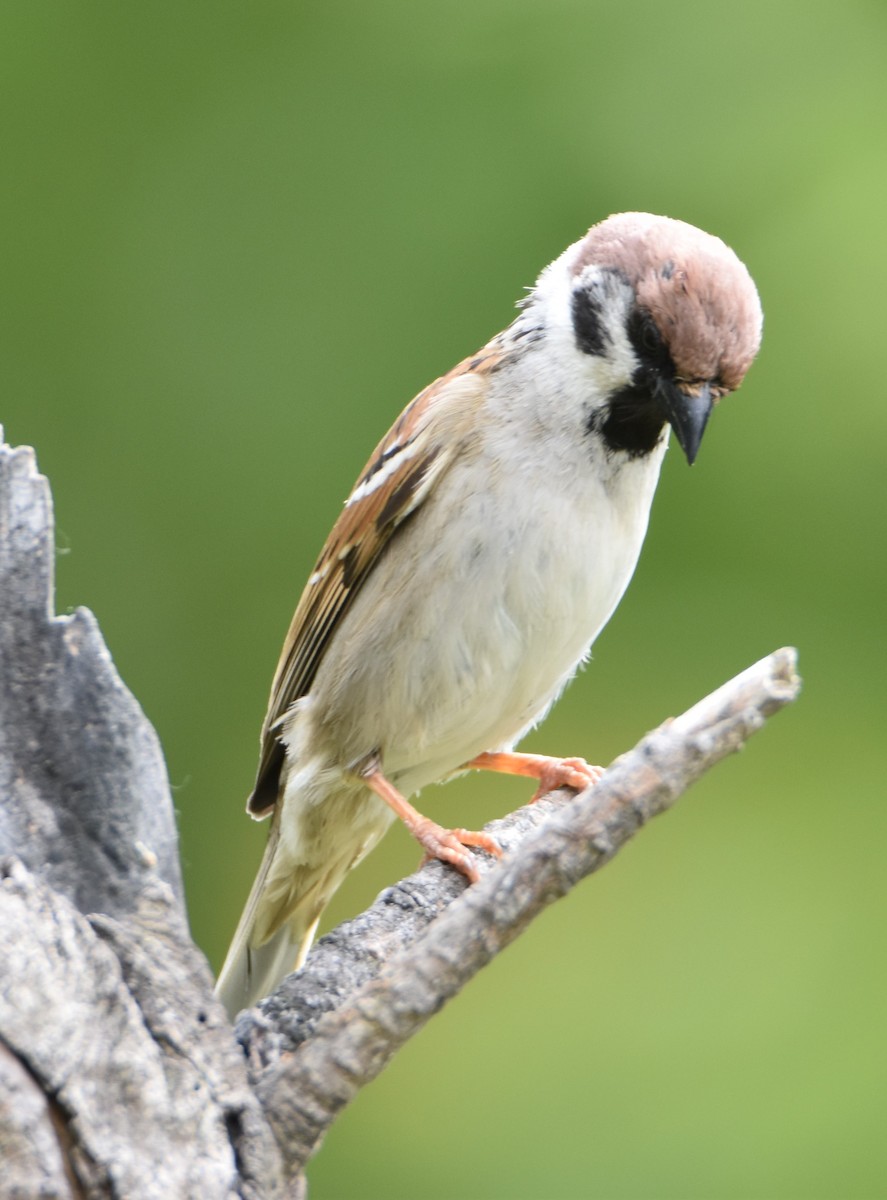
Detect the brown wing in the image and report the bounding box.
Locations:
[248,344,507,815]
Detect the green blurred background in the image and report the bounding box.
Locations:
[4,2,886,1196]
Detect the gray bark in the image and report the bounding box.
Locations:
[0,436,280,1199]
[0,431,801,1197]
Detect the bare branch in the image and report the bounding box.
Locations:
[240,647,800,1180]
[0,430,800,1197]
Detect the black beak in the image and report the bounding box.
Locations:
[657,379,713,466]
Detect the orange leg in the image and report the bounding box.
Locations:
[466,751,604,803]
[359,762,503,884]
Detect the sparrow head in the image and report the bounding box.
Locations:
[561,212,763,464]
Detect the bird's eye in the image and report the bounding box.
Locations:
[627,307,671,375]
[636,311,664,352]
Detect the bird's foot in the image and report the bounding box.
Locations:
[466,751,604,803]
[359,760,502,883]
[414,820,503,883]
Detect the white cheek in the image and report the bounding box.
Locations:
[587,333,636,394]
[531,254,638,402]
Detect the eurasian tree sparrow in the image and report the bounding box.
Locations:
[216,212,763,1017]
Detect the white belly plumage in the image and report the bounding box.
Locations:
[296,432,667,799]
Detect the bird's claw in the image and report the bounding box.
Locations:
[529,756,604,803]
[413,818,503,882]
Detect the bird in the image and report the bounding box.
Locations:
[215,211,763,1017]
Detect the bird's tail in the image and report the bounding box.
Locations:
[215,780,395,1018]
[214,814,321,1019]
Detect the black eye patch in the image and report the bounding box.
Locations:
[626,307,674,379]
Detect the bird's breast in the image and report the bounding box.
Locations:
[309,421,666,793]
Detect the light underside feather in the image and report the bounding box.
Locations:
[247,343,508,815]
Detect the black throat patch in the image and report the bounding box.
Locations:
[585,305,678,459]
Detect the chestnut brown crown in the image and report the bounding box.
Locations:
[571,212,763,393]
